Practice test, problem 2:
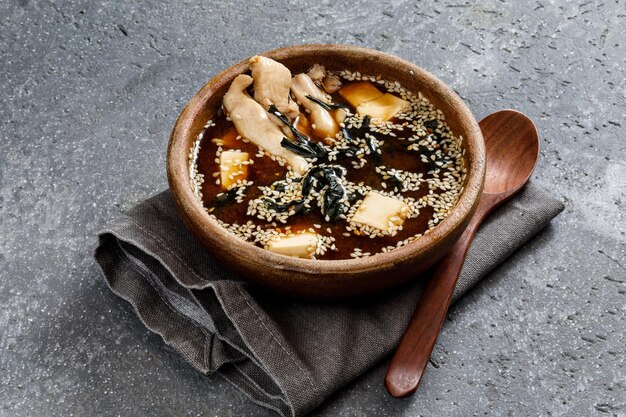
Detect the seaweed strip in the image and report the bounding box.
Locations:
[280,138,321,159]
[212,186,245,207]
[305,94,349,111]
[268,104,328,159]
[301,165,347,221]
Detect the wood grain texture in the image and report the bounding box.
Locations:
[385,110,539,397]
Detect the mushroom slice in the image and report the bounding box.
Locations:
[249,56,299,120]
[223,74,308,175]
[291,73,339,139]
[322,73,342,94]
[307,64,326,82]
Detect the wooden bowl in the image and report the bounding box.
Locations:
[167,44,485,299]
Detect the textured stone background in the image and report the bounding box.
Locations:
[1,0,624,416]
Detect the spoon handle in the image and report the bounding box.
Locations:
[384,199,492,398]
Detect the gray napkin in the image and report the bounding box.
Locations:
[95,182,564,417]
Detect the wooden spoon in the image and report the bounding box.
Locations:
[384,109,540,398]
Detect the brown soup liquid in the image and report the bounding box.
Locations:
[194,80,463,260]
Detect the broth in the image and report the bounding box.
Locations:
[189,66,466,260]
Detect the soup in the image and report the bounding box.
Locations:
[189,57,466,260]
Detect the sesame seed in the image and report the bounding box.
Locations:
[191,70,467,259]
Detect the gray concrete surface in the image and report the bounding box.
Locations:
[1,0,624,416]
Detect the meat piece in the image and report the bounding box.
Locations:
[307,64,326,82]
[291,74,339,139]
[249,56,299,119]
[307,65,342,93]
[322,73,342,93]
[223,75,308,175]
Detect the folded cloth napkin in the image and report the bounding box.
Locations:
[95,182,563,417]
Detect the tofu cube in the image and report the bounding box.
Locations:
[338,81,384,108]
[356,93,410,121]
[219,150,249,190]
[266,232,318,258]
[351,192,409,232]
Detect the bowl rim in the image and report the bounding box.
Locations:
[167,43,485,276]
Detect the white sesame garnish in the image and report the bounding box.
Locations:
[190,70,467,259]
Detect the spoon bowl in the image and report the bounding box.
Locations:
[385,109,540,398]
[482,110,539,195]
